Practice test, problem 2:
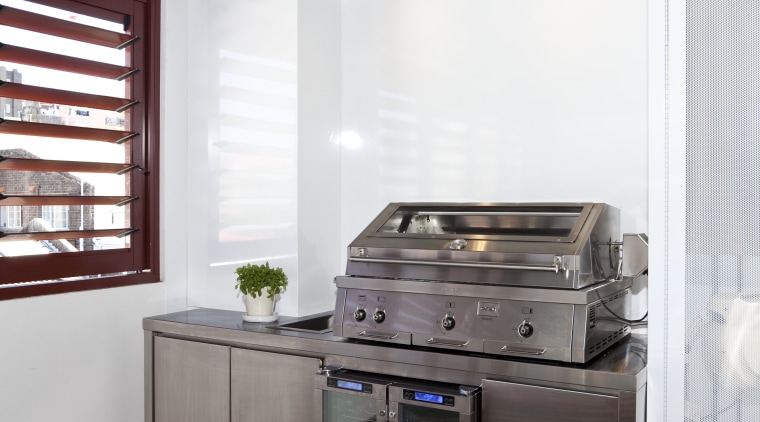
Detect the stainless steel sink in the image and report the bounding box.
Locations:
[270,314,333,334]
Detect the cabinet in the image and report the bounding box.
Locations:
[154,336,230,422]
[481,379,641,422]
[231,348,321,421]
[145,310,646,422]
[151,336,321,422]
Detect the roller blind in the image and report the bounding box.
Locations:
[0,0,159,299]
[684,1,760,420]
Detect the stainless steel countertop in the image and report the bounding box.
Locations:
[143,308,647,392]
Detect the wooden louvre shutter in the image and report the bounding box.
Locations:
[0,0,160,299]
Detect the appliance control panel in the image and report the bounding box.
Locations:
[338,288,576,355]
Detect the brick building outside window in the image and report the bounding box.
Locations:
[0,148,95,251]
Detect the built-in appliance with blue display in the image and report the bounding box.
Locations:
[389,380,480,422]
[315,368,480,421]
[315,369,392,421]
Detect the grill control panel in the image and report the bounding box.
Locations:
[338,288,575,355]
[334,269,634,362]
[335,282,633,363]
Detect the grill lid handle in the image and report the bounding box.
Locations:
[349,256,563,273]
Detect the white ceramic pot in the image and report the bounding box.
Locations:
[243,288,275,316]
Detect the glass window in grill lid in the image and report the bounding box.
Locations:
[376,204,587,240]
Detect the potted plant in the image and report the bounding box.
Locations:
[234,262,288,321]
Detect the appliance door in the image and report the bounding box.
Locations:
[481,379,620,422]
[389,383,480,422]
[315,372,391,422]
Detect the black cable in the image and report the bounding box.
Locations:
[590,249,648,324]
[595,287,648,324]
[595,315,648,326]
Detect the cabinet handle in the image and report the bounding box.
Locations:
[357,330,399,340]
[499,345,547,355]
[426,337,470,347]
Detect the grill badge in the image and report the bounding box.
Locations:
[478,301,500,317]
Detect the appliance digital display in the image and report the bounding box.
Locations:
[413,391,444,404]
[336,380,364,392]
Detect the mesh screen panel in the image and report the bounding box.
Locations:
[686,1,760,420]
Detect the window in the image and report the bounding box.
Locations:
[41,205,68,229]
[0,204,21,227]
[0,0,160,299]
[7,205,21,227]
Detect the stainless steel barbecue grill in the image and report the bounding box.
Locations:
[333,202,648,364]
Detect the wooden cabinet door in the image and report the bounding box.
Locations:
[154,336,230,422]
[231,348,321,422]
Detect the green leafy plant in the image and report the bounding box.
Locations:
[234,262,288,299]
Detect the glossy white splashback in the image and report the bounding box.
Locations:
[340,0,648,253]
[297,0,343,316]
[185,0,648,316]
[186,0,301,315]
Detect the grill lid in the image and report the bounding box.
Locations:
[345,202,620,289]
[373,203,592,243]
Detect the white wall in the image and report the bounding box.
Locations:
[183,0,343,317]
[184,0,300,315]
[0,2,189,421]
[647,0,668,420]
[0,284,165,422]
[340,0,648,249]
[338,0,649,322]
[297,0,343,316]
[184,0,649,317]
[162,0,191,314]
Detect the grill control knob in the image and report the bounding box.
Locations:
[354,308,367,321]
[442,315,456,330]
[517,321,534,338]
[373,310,386,323]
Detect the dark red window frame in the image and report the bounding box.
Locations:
[0,0,161,300]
